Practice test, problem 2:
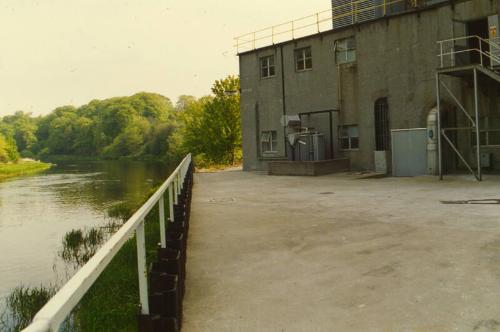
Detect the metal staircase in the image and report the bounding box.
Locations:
[436,36,500,181]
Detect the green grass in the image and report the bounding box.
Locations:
[72,192,168,331]
[0,161,52,180]
[0,285,57,332]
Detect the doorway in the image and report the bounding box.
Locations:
[467,18,489,65]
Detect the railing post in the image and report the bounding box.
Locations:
[159,195,166,247]
[316,13,320,33]
[169,184,174,222]
[383,0,387,16]
[174,177,178,204]
[136,220,149,315]
[479,38,484,66]
[439,42,444,68]
[253,32,256,50]
[292,21,295,39]
[272,26,275,44]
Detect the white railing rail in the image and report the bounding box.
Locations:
[437,35,500,69]
[22,153,192,332]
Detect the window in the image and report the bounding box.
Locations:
[260,56,276,78]
[335,37,356,64]
[374,98,390,151]
[340,125,359,150]
[261,130,278,153]
[295,47,312,71]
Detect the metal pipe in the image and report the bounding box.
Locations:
[136,220,149,315]
[280,45,288,159]
[473,68,482,181]
[436,73,443,180]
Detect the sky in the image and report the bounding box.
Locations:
[0,0,328,116]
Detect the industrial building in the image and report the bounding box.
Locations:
[236,0,500,180]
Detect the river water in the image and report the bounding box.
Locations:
[0,160,171,302]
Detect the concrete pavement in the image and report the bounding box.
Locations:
[183,170,500,332]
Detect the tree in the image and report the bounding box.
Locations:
[178,76,241,165]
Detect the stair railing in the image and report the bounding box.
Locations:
[437,35,500,69]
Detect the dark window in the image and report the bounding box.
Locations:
[339,125,359,150]
[295,47,312,71]
[260,56,276,78]
[374,98,390,151]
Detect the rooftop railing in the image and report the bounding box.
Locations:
[22,154,193,331]
[234,0,424,53]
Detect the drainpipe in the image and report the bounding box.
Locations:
[280,45,288,159]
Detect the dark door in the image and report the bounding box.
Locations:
[467,18,489,65]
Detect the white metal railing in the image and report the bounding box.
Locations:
[234,0,424,53]
[22,153,192,332]
[437,35,500,69]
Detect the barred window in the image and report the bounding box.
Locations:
[374,98,390,151]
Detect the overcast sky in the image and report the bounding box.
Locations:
[0,0,328,116]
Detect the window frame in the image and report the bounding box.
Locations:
[295,47,313,71]
[339,125,359,151]
[335,37,356,64]
[260,55,276,79]
[260,130,278,154]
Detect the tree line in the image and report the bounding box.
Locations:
[0,76,241,166]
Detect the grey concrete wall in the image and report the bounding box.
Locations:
[240,0,500,172]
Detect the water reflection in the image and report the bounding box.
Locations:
[0,160,171,300]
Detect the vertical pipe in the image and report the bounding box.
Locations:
[136,220,149,315]
[280,45,288,159]
[159,195,166,247]
[169,184,174,222]
[473,68,482,181]
[329,111,334,158]
[436,73,443,180]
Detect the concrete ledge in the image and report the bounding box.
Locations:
[267,158,350,176]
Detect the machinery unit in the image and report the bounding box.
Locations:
[297,133,326,161]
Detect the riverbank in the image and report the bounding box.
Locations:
[0,161,52,181]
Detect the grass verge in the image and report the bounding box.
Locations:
[72,193,166,331]
[0,161,52,181]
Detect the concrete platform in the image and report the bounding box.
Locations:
[268,158,350,176]
[184,171,500,332]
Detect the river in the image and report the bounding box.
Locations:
[0,160,172,302]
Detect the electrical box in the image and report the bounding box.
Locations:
[481,152,492,168]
